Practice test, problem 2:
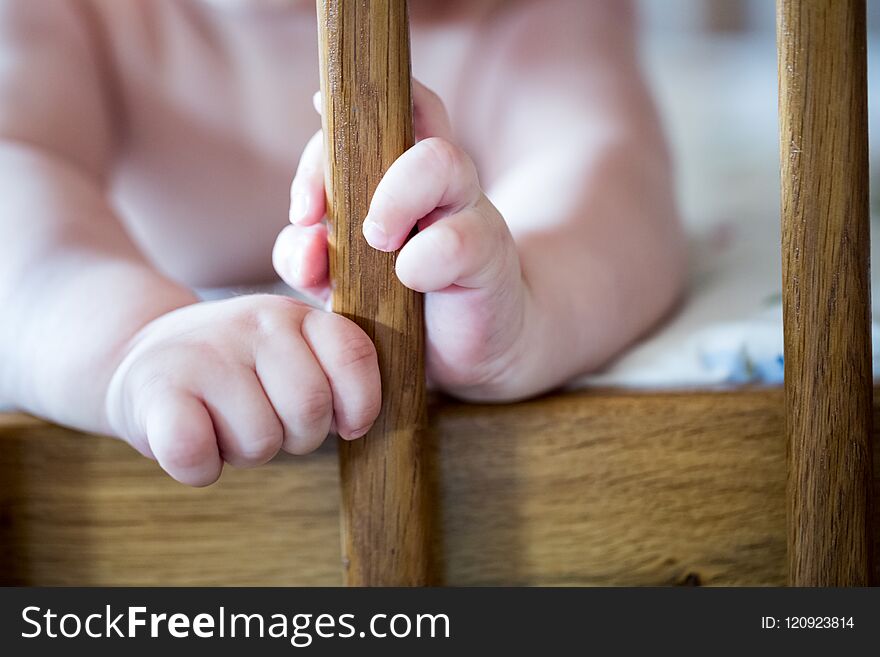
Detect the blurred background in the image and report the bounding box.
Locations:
[582,1,880,386]
[638,0,880,228]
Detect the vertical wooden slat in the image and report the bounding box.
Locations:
[778,0,874,585]
[317,0,431,586]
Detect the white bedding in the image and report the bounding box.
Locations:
[574,34,880,388]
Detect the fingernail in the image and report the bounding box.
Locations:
[290,192,309,224]
[363,220,389,250]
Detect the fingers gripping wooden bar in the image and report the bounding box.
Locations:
[778,0,875,585]
[316,0,431,585]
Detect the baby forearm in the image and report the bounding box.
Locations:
[7,259,197,433]
[0,142,196,432]
[496,138,686,394]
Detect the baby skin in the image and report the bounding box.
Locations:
[0,0,685,485]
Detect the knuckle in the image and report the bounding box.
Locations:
[282,427,327,456]
[219,412,284,467]
[333,329,378,373]
[237,428,284,465]
[250,295,309,336]
[282,440,313,457]
[129,366,167,405]
[162,431,214,473]
[370,184,404,220]
[420,137,460,174]
[189,341,229,368]
[123,353,188,415]
[292,386,334,429]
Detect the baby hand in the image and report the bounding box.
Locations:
[274,81,528,400]
[104,295,380,486]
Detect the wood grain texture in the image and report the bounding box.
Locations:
[7,386,879,586]
[316,0,431,586]
[778,0,875,585]
[0,417,343,586]
[4,389,878,586]
[433,388,790,586]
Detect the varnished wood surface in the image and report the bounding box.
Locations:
[7,387,879,586]
[317,0,430,586]
[0,418,343,586]
[778,0,874,585]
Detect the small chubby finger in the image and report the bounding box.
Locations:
[200,368,284,469]
[290,130,326,227]
[363,137,482,252]
[395,199,515,292]
[272,223,331,302]
[412,79,453,141]
[255,331,334,455]
[146,391,223,487]
[301,310,381,440]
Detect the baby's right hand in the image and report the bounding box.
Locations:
[104,295,380,486]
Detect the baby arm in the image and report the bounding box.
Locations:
[274,1,684,401]
[471,0,686,394]
[0,1,380,485]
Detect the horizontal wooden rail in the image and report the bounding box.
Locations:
[3,387,880,585]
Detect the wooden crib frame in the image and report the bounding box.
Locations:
[0,0,875,587]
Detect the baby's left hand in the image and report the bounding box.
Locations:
[273,81,530,400]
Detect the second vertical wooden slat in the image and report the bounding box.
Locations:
[777,0,874,585]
